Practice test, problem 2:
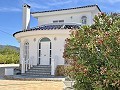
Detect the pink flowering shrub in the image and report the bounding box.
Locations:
[63,13,120,90]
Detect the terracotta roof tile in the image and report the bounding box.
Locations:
[13,23,81,36]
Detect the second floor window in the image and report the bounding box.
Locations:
[53,20,64,23]
[81,16,87,24]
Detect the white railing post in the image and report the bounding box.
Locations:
[30,59,33,67]
[21,58,25,73]
[51,59,55,75]
[25,59,28,71]
[28,58,31,69]
[28,56,33,69]
[30,56,34,67]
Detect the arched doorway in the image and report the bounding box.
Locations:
[38,37,51,65]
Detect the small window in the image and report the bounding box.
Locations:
[53,20,64,23]
[81,16,87,24]
[59,20,64,23]
[53,20,58,23]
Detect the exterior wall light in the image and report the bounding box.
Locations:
[54,37,57,41]
[33,38,36,42]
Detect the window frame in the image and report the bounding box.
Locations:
[24,42,29,61]
[81,16,87,25]
[38,37,52,65]
[53,20,64,23]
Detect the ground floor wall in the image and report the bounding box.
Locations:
[19,34,69,67]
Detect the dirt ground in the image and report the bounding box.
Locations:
[0,80,64,90]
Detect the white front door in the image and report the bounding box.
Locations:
[40,42,50,65]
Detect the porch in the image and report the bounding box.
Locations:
[21,57,57,76]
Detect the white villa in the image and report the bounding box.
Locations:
[13,4,101,76]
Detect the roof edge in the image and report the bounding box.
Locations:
[31,4,101,14]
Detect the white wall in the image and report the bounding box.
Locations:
[31,6,100,26]
[17,30,70,66]
[38,12,93,25]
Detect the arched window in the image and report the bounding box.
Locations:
[81,16,87,24]
[24,42,29,61]
[40,38,51,42]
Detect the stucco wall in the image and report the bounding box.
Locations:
[31,6,100,26]
[18,30,70,66]
[38,12,93,26]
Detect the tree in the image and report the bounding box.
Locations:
[63,13,120,90]
[0,46,19,64]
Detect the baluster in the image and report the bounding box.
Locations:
[25,59,28,71]
[21,58,25,73]
[28,58,31,69]
[51,59,55,75]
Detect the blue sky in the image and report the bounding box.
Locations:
[0,0,120,47]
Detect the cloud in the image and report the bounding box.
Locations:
[107,0,120,4]
[46,0,73,6]
[21,0,76,10]
[21,0,49,10]
[28,2,49,9]
[0,7,21,12]
[99,0,120,4]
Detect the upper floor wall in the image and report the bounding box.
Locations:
[31,5,100,26]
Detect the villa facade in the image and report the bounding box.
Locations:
[13,4,100,76]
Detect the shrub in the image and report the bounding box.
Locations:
[55,65,65,76]
[0,47,19,64]
[55,65,72,76]
[63,13,120,90]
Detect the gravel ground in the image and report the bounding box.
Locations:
[0,80,64,90]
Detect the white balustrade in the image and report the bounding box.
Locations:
[51,55,58,75]
[25,59,28,71]
[30,56,34,67]
[51,59,55,75]
[21,58,25,73]
[28,58,31,69]
[21,56,34,73]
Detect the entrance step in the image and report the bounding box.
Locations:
[33,65,51,68]
[23,65,51,77]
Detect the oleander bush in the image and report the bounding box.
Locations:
[55,65,65,76]
[55,65,72,76]
[63,13,120,90]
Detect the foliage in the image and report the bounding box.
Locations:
[55,65,65,76]
[0,46,19,64]
[55,65,72,76]
[63,13,120,90]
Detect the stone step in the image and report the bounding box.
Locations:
[28,69,51,72]
[27,70,51,73]
[24,65,51,77]
[23,74,52,77]
[30,67,51,70]
[33,65,51,68]
[26,72,51,75]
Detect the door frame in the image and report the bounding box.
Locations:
[38,37,52,65]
